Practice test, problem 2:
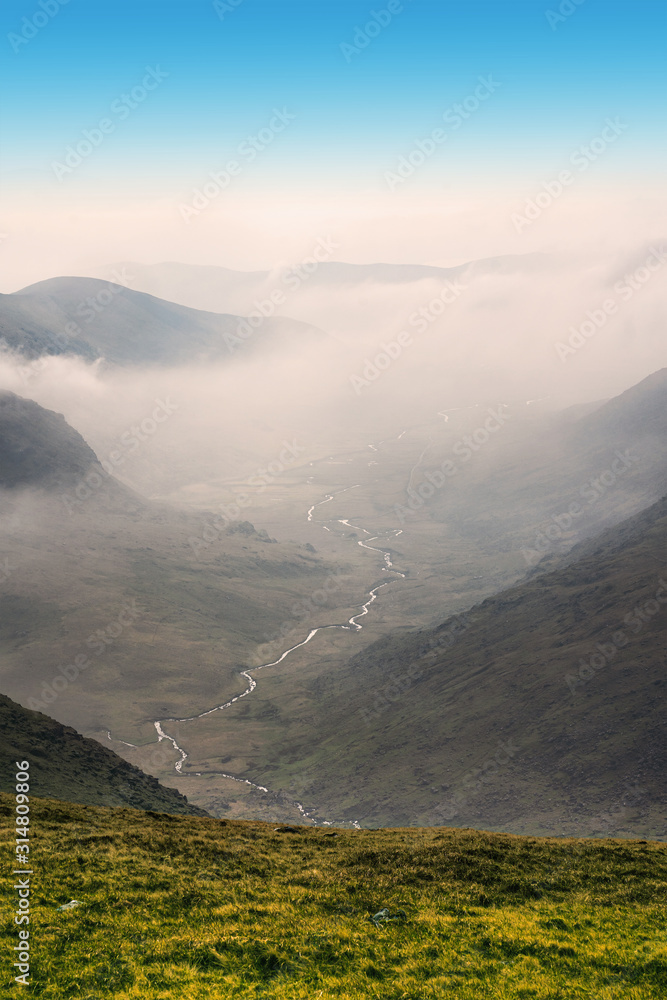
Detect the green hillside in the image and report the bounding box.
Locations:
[0,694,206,815]
[1,795,666,998]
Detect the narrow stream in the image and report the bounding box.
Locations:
[110,472,406,828]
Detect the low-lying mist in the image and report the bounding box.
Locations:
[1,243,664,499]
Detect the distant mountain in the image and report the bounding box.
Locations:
[0,277,323,365]
[0,289,98,361]
[0,693,207,815]
[94,254,553,315]
[283,494,667,837]
[531,366,667,511]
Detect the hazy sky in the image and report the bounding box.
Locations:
[1,0,665,289]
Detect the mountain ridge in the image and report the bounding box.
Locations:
[1,277,323,366]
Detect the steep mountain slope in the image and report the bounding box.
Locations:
[0,694,207,814]
[268,495,667,836]
[408,368,667,561]
[0,390,100,490]
[0,277,322,365]
[571,366,667,447]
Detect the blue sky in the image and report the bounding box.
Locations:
[0,0,665,283]
[3,0,665,181]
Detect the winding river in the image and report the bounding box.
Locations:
[109,475,406,828]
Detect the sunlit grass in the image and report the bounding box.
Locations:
[1,794,665,998]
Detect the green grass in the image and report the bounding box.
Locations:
[2,795,666,998]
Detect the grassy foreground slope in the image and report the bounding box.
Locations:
[1,795,666,999]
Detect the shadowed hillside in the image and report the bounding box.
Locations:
[236,495,667,836]
[0,694,207,815]
[0,390,100,490]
